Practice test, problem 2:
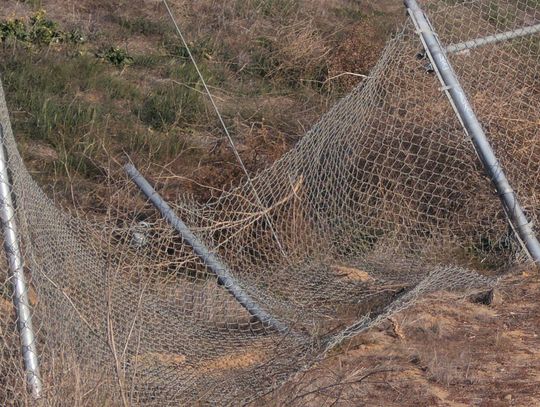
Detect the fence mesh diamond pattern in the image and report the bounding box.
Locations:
[0,0,538,405]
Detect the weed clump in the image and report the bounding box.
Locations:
[29,10,63,44]
[0,10,84,46]
[96,47,134,67]
[0,19,28,42]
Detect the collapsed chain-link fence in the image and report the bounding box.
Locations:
[0,0,538,405]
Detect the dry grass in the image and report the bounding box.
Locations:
[260,269,540,406]
[332,265,373,282]
[133,352,187,367]
[2,1,538,406]
[0,0,398,208]
[197,345,266,372]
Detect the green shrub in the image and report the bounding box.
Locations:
[0,19,28,42]
[96,47,134,67]
[0,10,85,46]
[29,10,63,44]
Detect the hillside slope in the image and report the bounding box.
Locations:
[1,1,538,406]
[1,0,400,208]
[264,268,540,406]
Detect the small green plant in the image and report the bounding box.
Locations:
[0,19,28,42]
[96,47,134,67]
[29,10,62,44]
[0,10,85,46]
[65,29,86,44]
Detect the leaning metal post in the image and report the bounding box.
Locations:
[124,163,289,333]
[0,125,42,398]
[404,0,540,263]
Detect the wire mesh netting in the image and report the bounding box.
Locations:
[0,0,539,405]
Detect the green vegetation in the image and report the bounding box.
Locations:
[96,46,133,67]
[252,0,299,17]
[0,1,390,195]
[28,10,63,44]
[0,19,27,42]
[98,76,140,100]
[0,10,84,46]
[132,54,163,68]
[2,53,105,177]
[138,83,205,130]
[2,0,512,272]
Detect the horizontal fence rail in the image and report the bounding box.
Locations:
[446,23,540,53]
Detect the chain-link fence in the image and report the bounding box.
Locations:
[0,0,538,405]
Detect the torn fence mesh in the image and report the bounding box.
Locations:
[0,0,538,405]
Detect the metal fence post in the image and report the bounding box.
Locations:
[404,0,540,263]
[125,163,289,334]
[0,125,42,398]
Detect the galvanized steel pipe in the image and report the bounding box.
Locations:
[0,125,42,398]
[125,163,289,333]
[405,0,540,263]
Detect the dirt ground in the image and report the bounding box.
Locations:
[262,266,540,406]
